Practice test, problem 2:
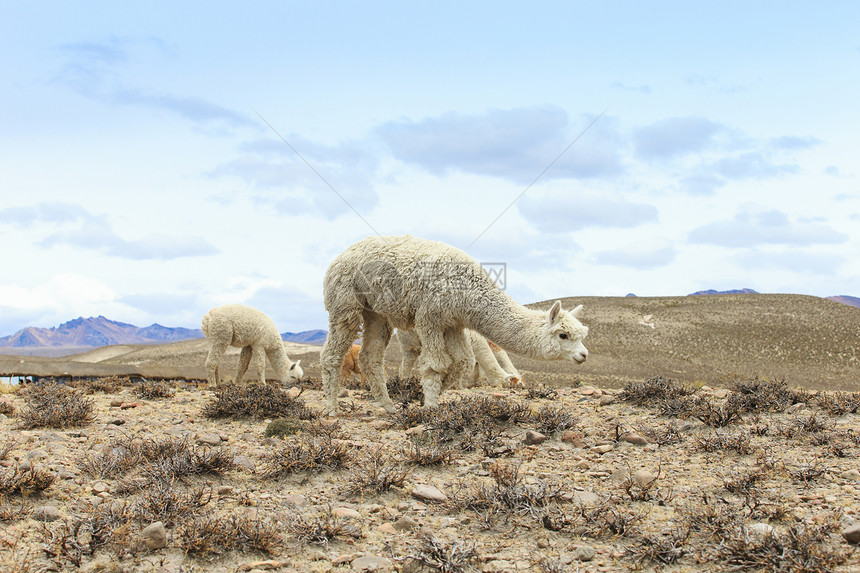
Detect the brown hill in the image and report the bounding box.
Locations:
[2,294,858,391]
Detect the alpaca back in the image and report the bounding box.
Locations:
[203,304,282,349]
[324,235,503,331]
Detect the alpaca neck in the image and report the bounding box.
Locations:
[465,289,547,359]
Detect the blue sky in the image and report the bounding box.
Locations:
[2,1,859,335]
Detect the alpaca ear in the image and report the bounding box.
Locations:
[291,360,302,370]
[571,304,584,318]
[547,301,562,326]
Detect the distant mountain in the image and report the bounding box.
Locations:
[827,295,860,309]
[688,288,759,296]
[0,316,204,348]
[281,329,327,345]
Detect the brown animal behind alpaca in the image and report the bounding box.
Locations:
[341,344,362,382]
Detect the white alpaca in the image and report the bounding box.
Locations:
[202,304,303,387]
[320,235,588,415]
[397,329,521,388]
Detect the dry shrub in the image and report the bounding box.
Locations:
[133,380,176,399]
[816,390,860,415]
[717,521,848,572]
[448,462,566,528]
[691,396,743,427]
[625,527,691,568]
[531,405,579,436]
[343,447,411,496]
[638,422,684,446]
[526,385,559,400]
[0,399,15,416]
[0,466,56,496]
[406,435,458,466]
[17,383,94,429]
[132,479,211,526]
[695,431,755,455]
[203,383,317,420]
[177,512,280,555]
[620,376,694,406]
[285,506,362,546]
[406,531,479,573]
[260,435,353,479]
[386,375,424,405]
[1,437,16,460]
[72,376,127,394]
[78,435,233,483]
[779,413,833,438]
[730,376,809,413]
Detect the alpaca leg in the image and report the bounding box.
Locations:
[416,327,452,409]
[441,328,474,393]
[321,312,362,416]
[251,344,267,384]
[236,346,252,386]
[470,331,510,387]
[359,311,394,413]
[397,330,421,378]
[205,340,230,387]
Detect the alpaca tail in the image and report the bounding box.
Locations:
[201,310,213,338]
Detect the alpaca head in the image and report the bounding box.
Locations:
[543,301,588,364]
[289,359,303,380]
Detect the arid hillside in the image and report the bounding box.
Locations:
[1,294,858,391]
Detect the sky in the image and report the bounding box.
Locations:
[2,1,859,336]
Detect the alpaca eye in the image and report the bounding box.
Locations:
[559,333,569,340]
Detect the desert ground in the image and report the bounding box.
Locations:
[0,294,859,572]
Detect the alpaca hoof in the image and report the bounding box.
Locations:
[323,401,340,417]
[380,400,396,414]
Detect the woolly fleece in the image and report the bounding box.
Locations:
[321,235,588,416]
[201,304,303,387]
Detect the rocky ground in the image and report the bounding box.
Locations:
[1,375,859,573]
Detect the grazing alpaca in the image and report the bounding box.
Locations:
[202,304,303,387]
[320,235,588,415]
[396,329,520,388]
[341,344,362,381]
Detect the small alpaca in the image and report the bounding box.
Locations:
[341,344,362,381]
[320,235,588,416]
[397,329,521,388]
[201,304,303,387]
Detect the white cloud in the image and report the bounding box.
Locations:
[633,116,725,159]
[689,208,849,247]
[376,106,624,183]
[517,188,658,232]
[593,238,676,269]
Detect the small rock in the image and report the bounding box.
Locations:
[91,481,108,494]
[196,433,222,446]
[142,521,168,549]
[106,418,126,426]
[573,545,596,561]
[411,484,447,503]
[840,469,860,481]
[561,431,584,447]
[622,433,649,446]
[524,430,548,445]
[633,470,656,488]
[376,523,397,534]
[570,490,600,506]
[579,386,598,396]
[590,444,614,454]
[32,505,60,522]
[352,555,392,571]
[283,494,307,506]
[370,420,392,430]
[842,523,860,545]
[119,402,139,409]
[233,455,256,472]
[286,386,301,398]
[747,522,774,539]
[405,425,426,437]
[393,516,419,531]
[215,485,233,495]
[333,507,362,520]
[239,561,286,571]
[333,554,357,566]
[338,389,350,398]
[109,399,124,407]
[598,395,616,406]
[484,560,514,572]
